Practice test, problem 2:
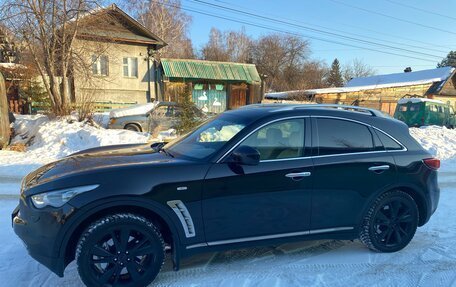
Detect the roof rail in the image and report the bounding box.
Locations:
[293,104,385,117]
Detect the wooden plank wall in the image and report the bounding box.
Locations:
[313,83,434,115]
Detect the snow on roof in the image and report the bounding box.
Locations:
[346,67,455,88]
[109,102,158,118]
[266,67,456,99]
[0,63,26,69]
[397,98,444,105]
[265,90,305,99]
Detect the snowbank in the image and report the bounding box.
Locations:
[109,103,157,118]
[409,126,456,160]
[0,115,150,189]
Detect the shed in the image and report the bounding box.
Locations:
[160,58,262,113]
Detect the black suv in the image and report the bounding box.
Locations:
[12,104,440,287]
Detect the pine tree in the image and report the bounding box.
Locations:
[437,51,456,68]
[327,58,344,87]
[175,85,202,135]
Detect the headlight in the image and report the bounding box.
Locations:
[31,184,99,208]
[109,118,117,125]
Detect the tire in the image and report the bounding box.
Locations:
[125,124,141,132]
[76,213,165,287]
[359,191,418,253]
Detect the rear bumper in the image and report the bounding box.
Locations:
[421,169,440,225]
[12,200,68,277]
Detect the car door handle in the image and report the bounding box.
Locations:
[368,165,390,172]
[285,172,311,178]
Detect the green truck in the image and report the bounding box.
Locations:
[394,98,456,128]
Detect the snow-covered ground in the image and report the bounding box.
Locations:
[0,117,455,286]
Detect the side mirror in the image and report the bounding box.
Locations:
[150,141,167,151]
[226,145,260,166]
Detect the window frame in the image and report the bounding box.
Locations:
[122,57,138,78]
[217,115,407,164]
[91,55,109,76]
[311,116,407,157]
[219,117,311,163]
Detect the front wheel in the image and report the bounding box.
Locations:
[125,124,142,132]
[359,191,418,252]
[76,213,165,287]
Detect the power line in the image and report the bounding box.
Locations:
[154,1,439,63]
[211,0,453,53]
[384,0,456,22]
[328,0,456,36]
[188,0,443,59]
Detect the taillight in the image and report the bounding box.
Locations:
[423,158,440,170]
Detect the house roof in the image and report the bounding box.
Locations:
[346,66,455,88]
[161,58,261,84]
[265,67,456,99]
[77,4,167,48]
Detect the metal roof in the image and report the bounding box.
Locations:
[346,67,455,88]
[161,58,261,84]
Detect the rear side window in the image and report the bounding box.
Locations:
[375,130,404,151]
[316,119,374,156]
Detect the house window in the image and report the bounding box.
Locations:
[92,55,109,76]
[123,57,138,78]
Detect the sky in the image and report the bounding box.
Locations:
[181,0,456,74]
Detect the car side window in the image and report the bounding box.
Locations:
[154,106,172,117]
[241,119,305,161]
[375,130,403,151]
[316,118,375,156]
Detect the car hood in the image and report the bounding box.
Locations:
[22,143,175,190]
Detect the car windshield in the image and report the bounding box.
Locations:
[163,113,251,161]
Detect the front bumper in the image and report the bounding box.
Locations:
[12,198,73,277]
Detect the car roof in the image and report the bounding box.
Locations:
[225,103,388,119]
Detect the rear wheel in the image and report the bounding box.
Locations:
[76,213,165,287]
[360,191,418,252]
[125,124,141,132]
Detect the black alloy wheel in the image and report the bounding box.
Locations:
[360,191,419,252]
[76,214,165,287]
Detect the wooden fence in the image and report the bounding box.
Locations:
[0,73,10,148]
[30,101,138,114]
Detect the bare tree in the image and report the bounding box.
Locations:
[201,28,230,61]
[251,34,310,91]
[121,0,193,58]
[342,58,376,83]
[0,0,100,116]
[201,27,253,63]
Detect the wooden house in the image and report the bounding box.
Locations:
[265,67,456,115]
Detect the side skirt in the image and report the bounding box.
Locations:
[185,226,354,250]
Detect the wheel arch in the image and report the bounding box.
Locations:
[395,186,428,226]
[362,185,428,227]
[60,200,182,270]
[124,122,143,132]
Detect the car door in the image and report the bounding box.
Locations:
[202,118,314,243]
[310,117,397,232]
